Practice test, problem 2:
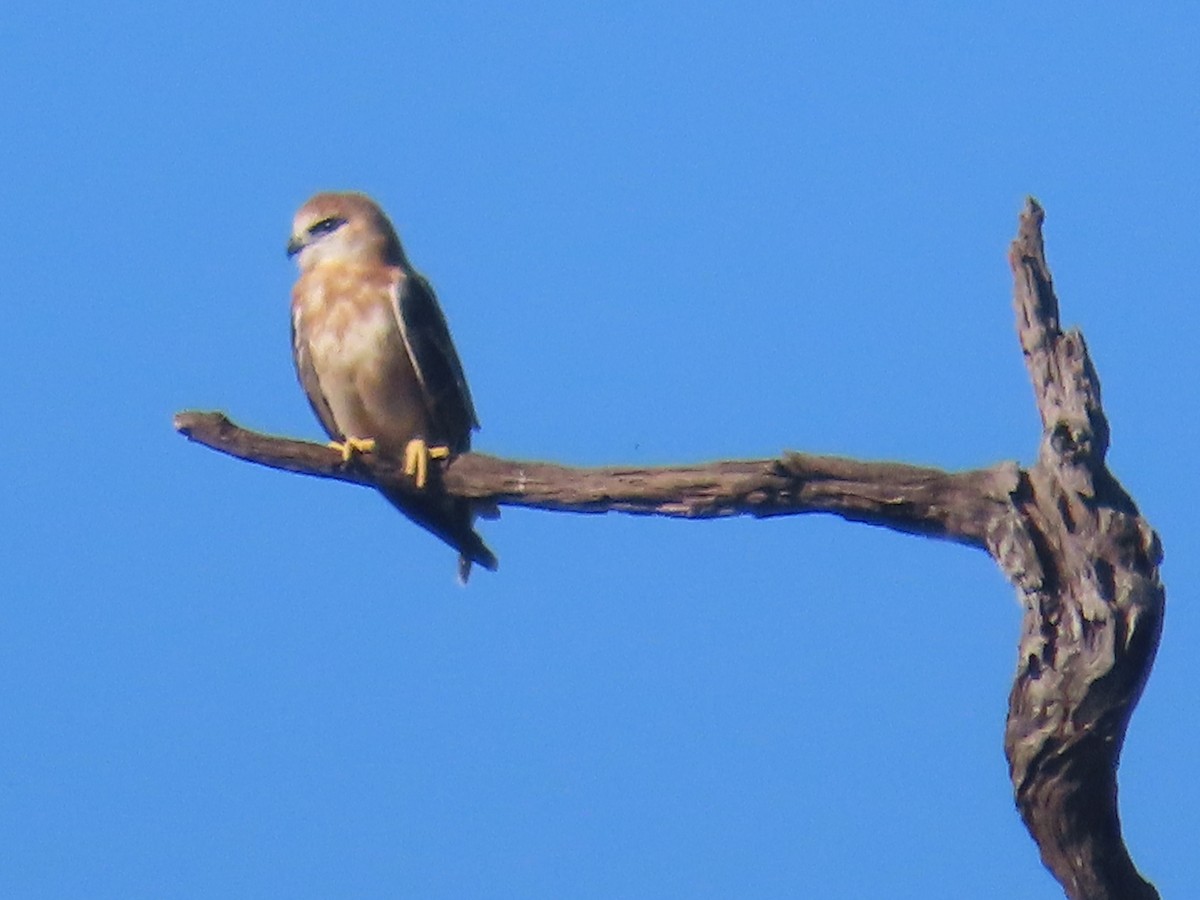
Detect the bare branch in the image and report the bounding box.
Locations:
[172,410,1016,544]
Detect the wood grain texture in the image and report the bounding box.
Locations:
[1001,200,1162,900]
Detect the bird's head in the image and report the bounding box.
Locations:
[287,192,408,271]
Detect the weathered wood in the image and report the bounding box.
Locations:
[1000,200,1163,900]
[172,410,1017,539]
[174,199,1163,898]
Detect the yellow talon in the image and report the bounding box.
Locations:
[328,436,376,463]
[404,438,451,489]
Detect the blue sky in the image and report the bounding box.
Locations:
[3,3,1197,897]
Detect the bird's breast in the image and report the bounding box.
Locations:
[294,269,396,377]
[292,266,429,446]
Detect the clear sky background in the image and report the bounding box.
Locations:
[2,3,1196,898]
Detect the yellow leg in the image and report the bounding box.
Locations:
[403,438,451,489]
[328,436,376,463]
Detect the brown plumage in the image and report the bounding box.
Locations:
[287,191,496,579]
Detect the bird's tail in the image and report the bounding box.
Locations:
[380,487,498,582]
[455,510,499,584]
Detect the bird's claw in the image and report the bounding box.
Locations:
[328,436,377,464]
[404,439,450,489]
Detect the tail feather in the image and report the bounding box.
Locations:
[380,487,497,581]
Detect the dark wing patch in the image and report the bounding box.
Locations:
[291,314,342,441]
[391,271,480,450]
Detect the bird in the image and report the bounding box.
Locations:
[287,191,497,580]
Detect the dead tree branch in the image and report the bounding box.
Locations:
[1001,201,1163,900]
[171,409,1018,543]
[174,198,1163,899]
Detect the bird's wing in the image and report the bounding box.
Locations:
[291,313,342,441]
[389,270,480,446]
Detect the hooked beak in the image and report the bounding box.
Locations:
[286,235,306,258]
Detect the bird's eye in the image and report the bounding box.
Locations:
[308,216,346,237]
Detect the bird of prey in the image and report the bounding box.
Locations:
[287,191,497,580]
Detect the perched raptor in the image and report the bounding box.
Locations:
[287,191,497,579]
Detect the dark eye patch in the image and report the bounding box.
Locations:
[308,216,347,237]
